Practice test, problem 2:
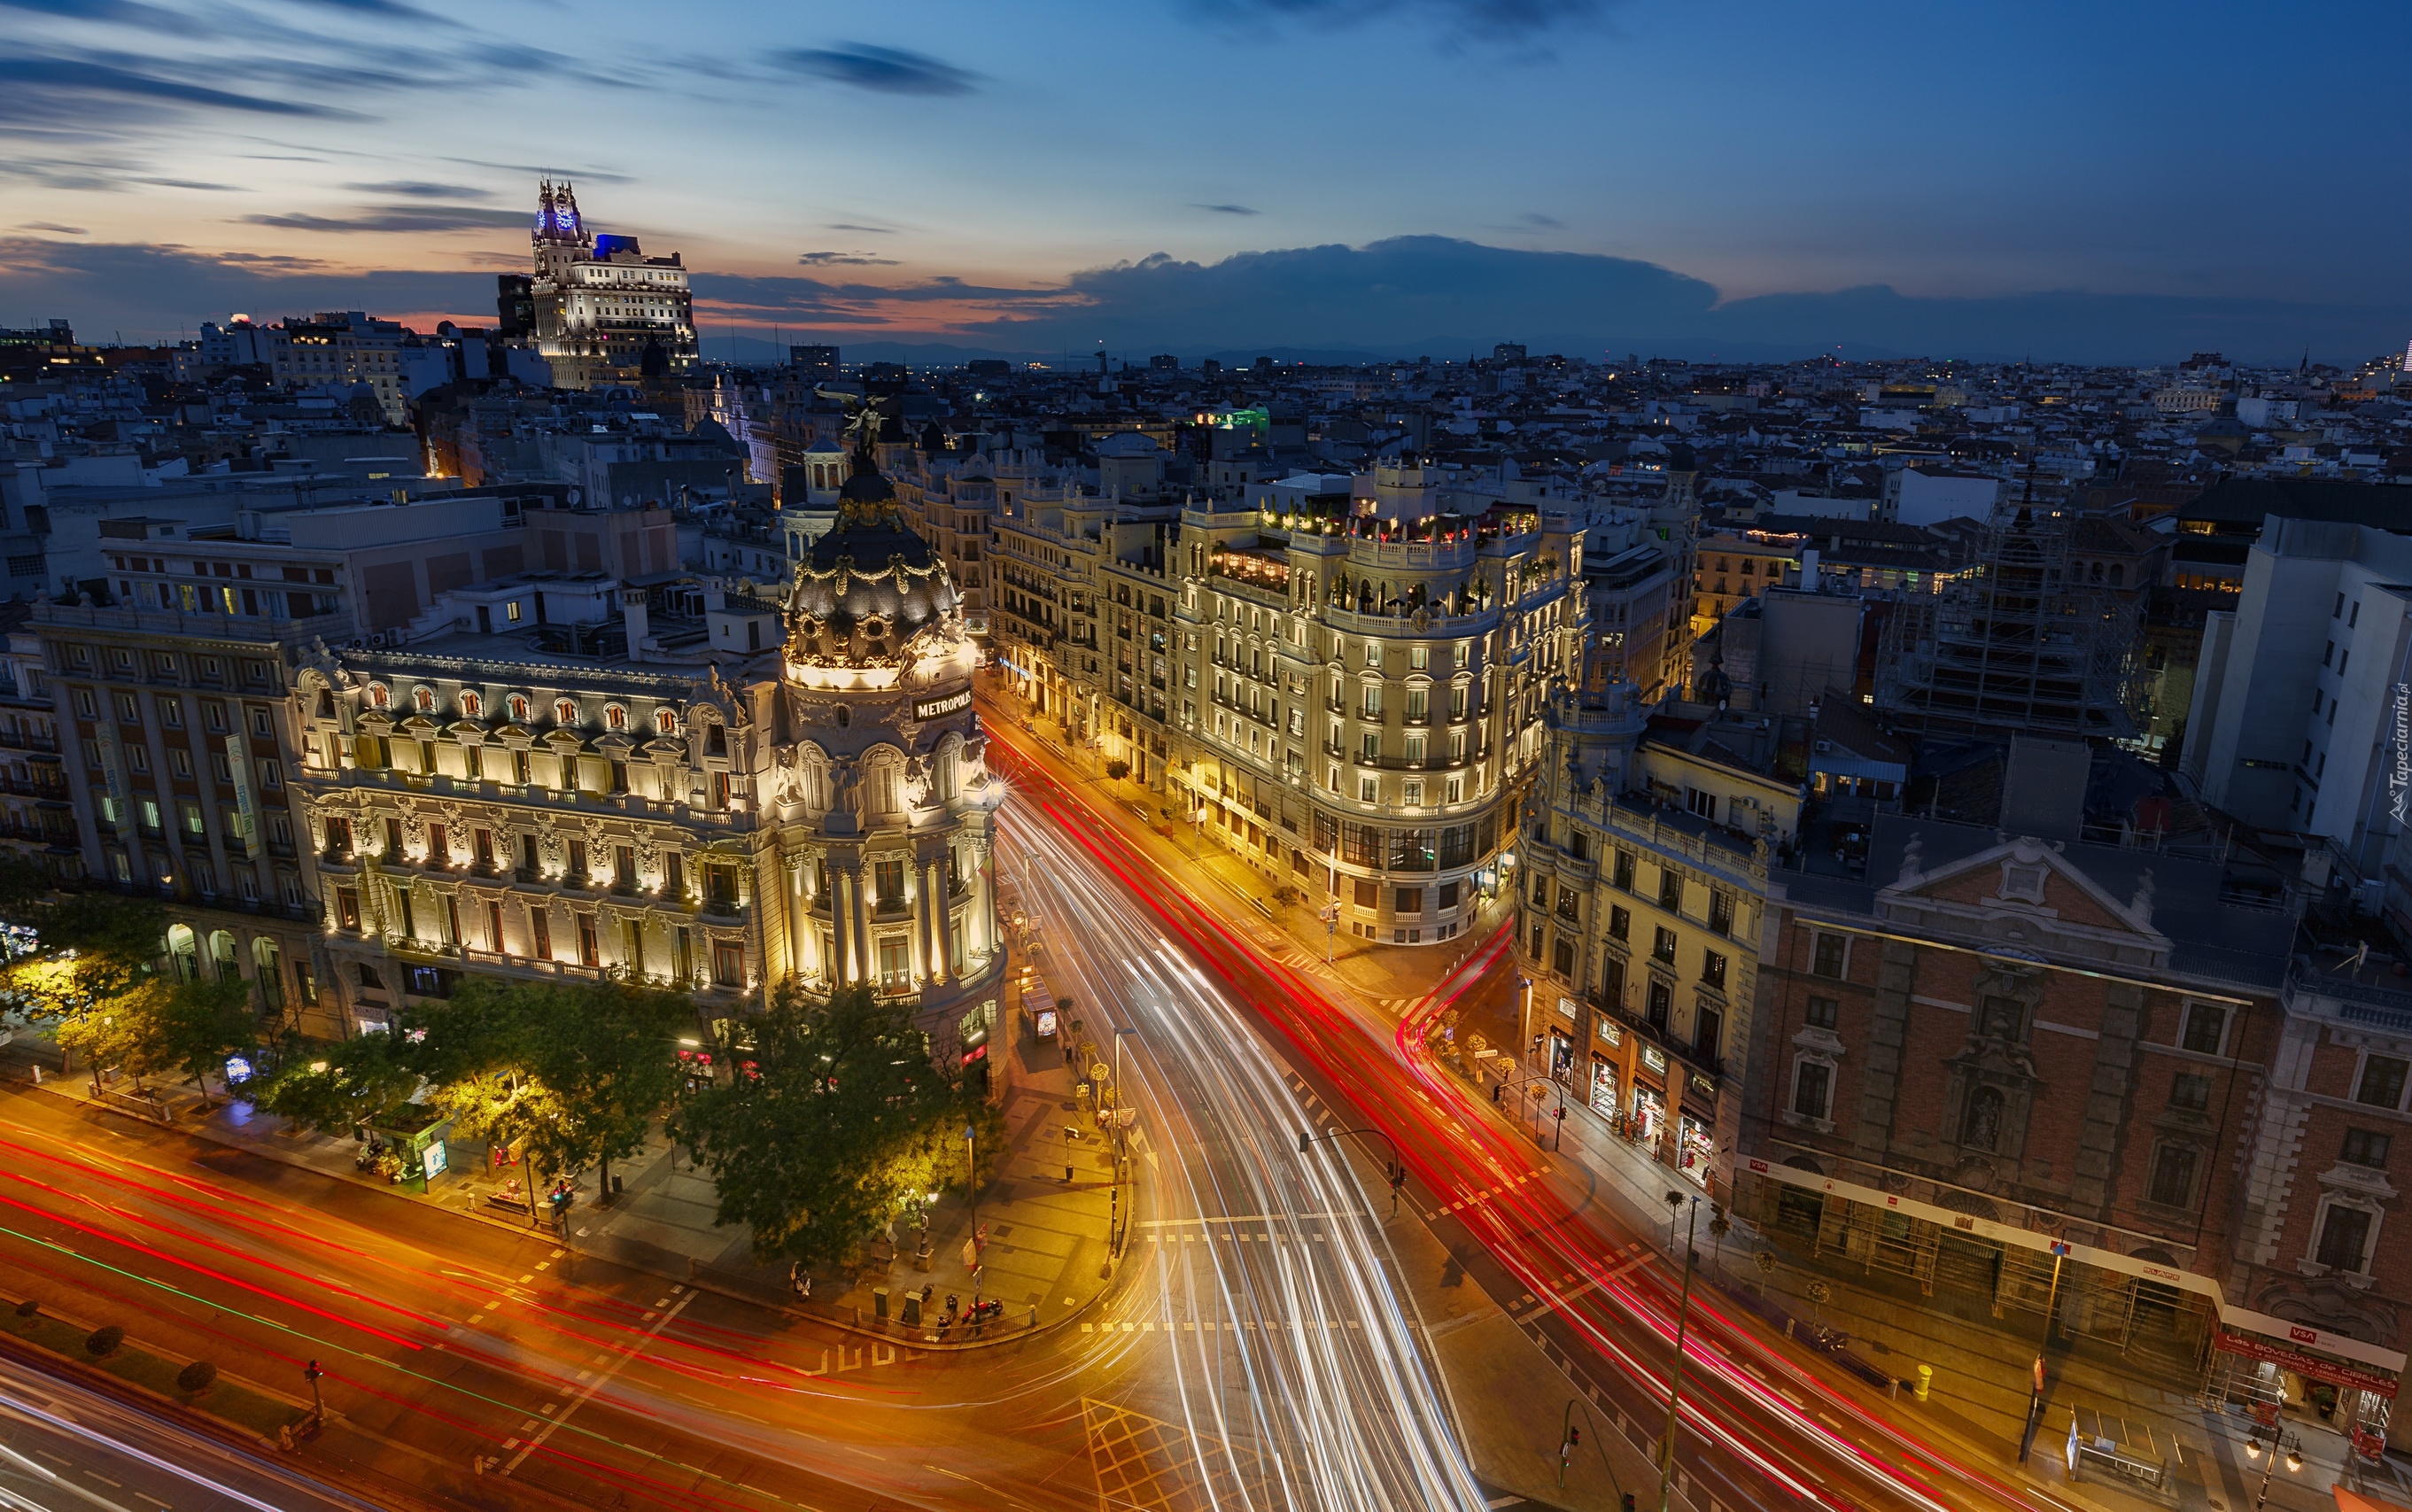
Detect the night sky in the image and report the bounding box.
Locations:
[4,0,2404,362]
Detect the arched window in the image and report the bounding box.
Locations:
[413,686,435,714]
[460,691,482,717]
[606,704,627,732]
[1961,1085,2005,1152]
[368,683,390,709]
[508,694,530,723]
[555,699,578,725]
[655,708,678,734]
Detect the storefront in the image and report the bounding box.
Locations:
[1589,1055,1619,1120]
[1677,1110,1715,1187]
[1547,1026,1575,1080]
[1633,1043,1670,1148]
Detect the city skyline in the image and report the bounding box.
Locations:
[4,0,2410,362]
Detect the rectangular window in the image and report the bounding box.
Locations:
[1811,933,1847,979]
[486,901,505,954]
[2316,1204,2372,1274]
[712,940,744,987]
[1701,950,1727,990]
[874,858,905,908]
[2147,1144,2198,1207]
[2356,1055,2410,1110]
[576,913,599,967]
[425,823,447,868]
[1609,904,1630,942]
[531,909,552,960]
[2168,1073,2212,1112]
[1653,926,1678,964]
[2180,1003,2229,1055]
[1646,979,1671,1031]
[1613,851,1634,891]
[1804,995,1839,1029]
[1793,1060,1831,1120]
[336,887,360,931]
[473,828,493,869]
[1709,891,1733,937]
[2341,1128,2393,1168]
[566,838,589,880]
[1353,878,1378,910]
[1658,869,1684,912]
[1395,886,1423,914]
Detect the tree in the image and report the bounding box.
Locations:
[150,976,259,1097]
[254,1032,418,1136]
[1,889,167,1026]
[672,981,994,1271]
[399,976,689,1196]
[1104,758,1130,782]
[54,975,258,1097]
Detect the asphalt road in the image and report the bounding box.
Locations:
[985,712,2088,1512]
[0,1349,380,1512]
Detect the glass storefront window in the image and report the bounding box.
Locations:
[1590,1058,1619,1118]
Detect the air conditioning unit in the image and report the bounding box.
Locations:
[1815,740,1833,753]
[368,632,390,647]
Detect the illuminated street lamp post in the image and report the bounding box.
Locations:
[2245,1426,2303,1512]
[1656,1191,1702,1512]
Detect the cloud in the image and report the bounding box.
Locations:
[0,55,354,123]
[1194,203,1260,215]
[1519,212,1563,229]
[345,179,489,199]
[136,176,244,190]
[441,158,636,185]
[923,236,2408,366]
[771,43,979,96]
[0,236,494,334]
[826,222,896,235]
[17,222,85,234]
[799,251,899,267]
[237,205,531,233]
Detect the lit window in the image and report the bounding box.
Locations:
[368,683,390,709]
[460,691,482,717]
[555,699,578,725]
[655,708,678,734]
[413,686,435,714]
[606,704,627,731]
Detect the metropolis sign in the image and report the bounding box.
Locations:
[913,689,973,721]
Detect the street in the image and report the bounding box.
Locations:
[0,697,2251,1512]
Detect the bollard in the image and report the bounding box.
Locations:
[1915,1364,1933,1402]
[474,1456,485,1477]
[873,1286,889,1321]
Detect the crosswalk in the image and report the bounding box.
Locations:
[1425,1170,1545,1221]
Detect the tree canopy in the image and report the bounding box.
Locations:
[56,974,256,1093]
[254,1029,420,1136]
[671,981,999,1271]
[398,976,691,1190]
[0,887,168,1026]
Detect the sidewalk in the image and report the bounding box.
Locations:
[1431,978,2410,1512]
[0,1021,1118,1349]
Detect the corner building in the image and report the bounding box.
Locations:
[293,436,1006,1074]
[1170,463,1586,946]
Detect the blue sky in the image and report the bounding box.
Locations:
[3,0,2406,362]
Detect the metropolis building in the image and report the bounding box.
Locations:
[291,420,1006,1072]
[528,180,699,392]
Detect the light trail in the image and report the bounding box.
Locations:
[987,721,2064,1512]
[1000,789,1491,1512]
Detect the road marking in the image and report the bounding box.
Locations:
[516,1274,533,1283]
[501,1438,520,1451]
[507,1290,696,1474]
[135,1495,169,1509]
[533,1261,549,1270]
[549,1248,565,1259]
[484,1298,501,1309]
[83,1471,120,1487]
[468,1314,485,1325]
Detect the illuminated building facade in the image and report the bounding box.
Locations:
[530,180,698,392]
[1170,461,1587,948]
[292,414,1005,1076]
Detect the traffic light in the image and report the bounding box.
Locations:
[303,1360,322,1381]
[1622,1496,1637,1512]
[1389,1165,1406,1193]
[1296,1130,1311,1154]
[1566,1427,1580,1447]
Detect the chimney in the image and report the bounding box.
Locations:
[1799,547,1820,591]
[621,585,648,664]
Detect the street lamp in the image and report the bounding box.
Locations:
[2245,1427,2303,1511]
[1297,1127,1409,1215]
[1656,1191,1702,1512]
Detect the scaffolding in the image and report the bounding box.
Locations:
[1879,504,2139,740]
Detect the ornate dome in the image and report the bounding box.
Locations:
[781,423,963,682]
